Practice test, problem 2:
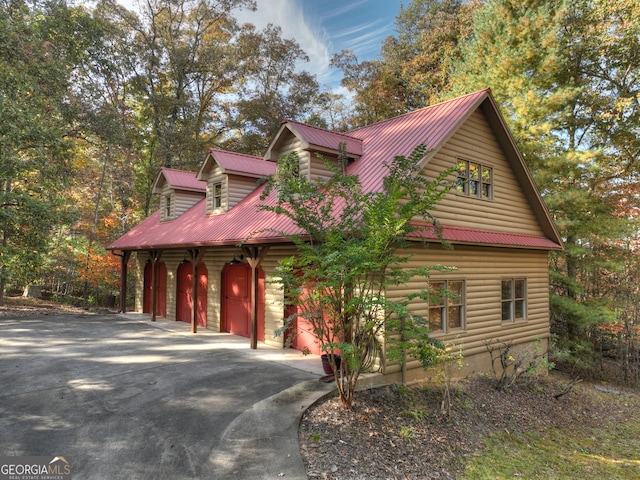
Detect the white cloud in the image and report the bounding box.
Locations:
[235,0,335,85]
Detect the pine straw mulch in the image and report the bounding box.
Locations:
[299,371,639,479]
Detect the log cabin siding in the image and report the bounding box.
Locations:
[424,109,543,236]
[310,152,339,182]
[174,191,204,217]
[384,243,550,377]
[227,174,261,209]
[260,245,297,348]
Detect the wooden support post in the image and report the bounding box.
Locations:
[149,250,162,322]
[187,248,206,333]
[243,246,269,349]
[115,250,131,313]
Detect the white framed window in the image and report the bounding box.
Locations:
[164,195,171,219]
[456,159,493,200]
[501,278,526,322]
[213,182,222,209]
[428,280,465,333]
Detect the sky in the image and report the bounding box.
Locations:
[234,0,403,87]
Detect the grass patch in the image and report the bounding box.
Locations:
[461,421,640,479]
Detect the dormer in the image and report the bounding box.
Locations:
[197,149,276,215]
[152,168,206,222]
[264,120,363,182]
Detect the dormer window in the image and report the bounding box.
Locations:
[213,182,222,209]
[164,195,172,219]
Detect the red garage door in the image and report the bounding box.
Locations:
[143,261,167,317]
[222,263,264,340]
[176,262,207,327]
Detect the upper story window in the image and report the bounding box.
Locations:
[164,196,171,219]
[213,182,222,209]
[428,280,465,333]
[456,159,493,200]
[502,278,526,322]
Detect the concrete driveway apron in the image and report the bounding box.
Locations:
[0,313,333,479]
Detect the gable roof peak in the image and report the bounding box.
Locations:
[349,88,492,134]
[153,167,206,194]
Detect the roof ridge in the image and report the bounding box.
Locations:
[348,88,491,134]
[208,148,264,161]
[283,119,359,141]
[161,167,200,175]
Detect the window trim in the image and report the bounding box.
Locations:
[427,279,466,334]
[501,278,527,322]
[456,158,493,200]
[212,181,223,210]
[164,195,171,220]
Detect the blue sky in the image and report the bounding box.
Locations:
[235,0,403,87]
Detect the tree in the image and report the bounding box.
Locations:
[447,0,640,376]
[330,0,479,126]
[224,23,319,155]
[256,144,453,409]
[0,0,90,302]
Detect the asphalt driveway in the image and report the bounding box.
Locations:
[0,313,333,479]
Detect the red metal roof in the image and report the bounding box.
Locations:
[347,89,490,192]
[410,224,562,249]
[284,120,363,156]
[208,149,276,177]
[108,89,562,252]
[155,168,206,192]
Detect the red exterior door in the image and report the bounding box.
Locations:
[287,284,323,355]
[176,262,192,323]
[222,263,264,340]
[196,264,207,327]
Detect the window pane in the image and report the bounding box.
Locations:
[448,281,463,298]
[501,280,512,300]
[469,163,479,180]
[481,166,491,182]
[456,160,468,178]
[501,301,512,321]
[456,160,468,194]
[429,307,443,331]
[514,279,525,299]
[429,282,445,306]
[482,182,491,199]
[515,300,525,319]
[448,306,462,329]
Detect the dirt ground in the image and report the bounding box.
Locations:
[299,371,639,479]
[0,295,115,317]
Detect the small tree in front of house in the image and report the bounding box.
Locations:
[258,143,454,409]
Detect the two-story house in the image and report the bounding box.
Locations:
[108,89,563,382]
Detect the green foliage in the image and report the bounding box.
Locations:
[485,337,555,391]
[257,143,454,409]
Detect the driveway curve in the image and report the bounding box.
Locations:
[0,313,333,479]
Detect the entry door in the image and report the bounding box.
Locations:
[176,262,207,326]
[223,263,250,337]
[288,284,323,355]
[222,263,265,340]
[196,264,207,327]
[176,262,192,323]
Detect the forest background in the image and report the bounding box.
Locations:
[1,0,638,385]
